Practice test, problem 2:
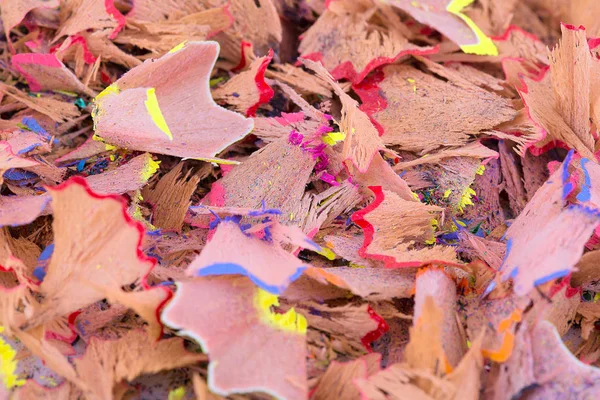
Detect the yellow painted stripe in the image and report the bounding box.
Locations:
[168,40,187,53]
[446,0,498,56]
[185,157,241,165]
[145,88,173,141]
[95,83,120,102]
[0,326,25,388]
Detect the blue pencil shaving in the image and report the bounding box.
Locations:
[196,262,306,295]
[22,116,55,143]
[247,200,282,217]
[17,144,41,155]
[577,158,592,202]
[561,150,574,200]
[532,269,570,287]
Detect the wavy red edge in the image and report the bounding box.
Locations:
[352,25,550,140]
[513,60,565,156]
[353,69,387,136]
[232,40,253,73]
[301,45,439,86]
[352,186,462,268]
[507,22,595,155]
[105,0,126,39]
[50,35,97,64]
[47,176,172,339]
[12,53,63,92]
[361,305,389,352]
[207,3,235,39]
[246,49,275,117]
[588,38,600,51]
[548,273,580,299]
[490,24,544,43]
[45,310,81,343]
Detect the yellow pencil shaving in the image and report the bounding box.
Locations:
[322,131,346,146]
[168,387,186,400]
[476,164,486,175]
[145,88,173,141]
[183,157,241,165]
[349,263,366,269]
[53,90,78,97]
[458,187,476,212]
[210,77,224,87]
[443,188,452,199]
[141,156,160,182]
[407,78,417,93]
[317,247,336,261]
[95,83,120,102]
[91,134,116,151]
[254,289,307,333]
[168,40,187,53]
[446,0,498,56]
[0,326,25,389]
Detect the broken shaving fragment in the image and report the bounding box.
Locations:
[115,7,233,56]
[354,63,516,154]
[92,41,253,159]
[213,0,282,65]
[300,301,382,356]
[199,135,316,226]
[84,153,160,195]
[355,302,485,400]
[54,0,125,40]
[310,353,381,399]
[265,64,332,97]
[162,276,307,400]
[142,162,200,231]
[572,250,600,289]
[495,321,600,399]
[406,295,453,376]
[0,83,80,123]
[186,220,308,294]
[549,24,592,151]
[213,50,274,116]
[352,186,458,268]
[0,195,50,228]
[54,136,112,164]
[500,154,600,296]
[12,53,94,96]
[462,293,526,364]
[307,266,416,300]
[24,177,156,328]
[0,0,59,47]
[299,5,437,84]
[518,24,596,158]
[394,142,498,170]
[414,269,465,368]
[302,59,384,173]
[351,152,415,201]
[0,142,39,185]
[73,330,204,400]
